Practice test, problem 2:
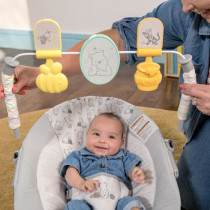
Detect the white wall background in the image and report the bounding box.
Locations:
[0,0,165,34]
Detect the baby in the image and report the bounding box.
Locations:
[60,113,146,210]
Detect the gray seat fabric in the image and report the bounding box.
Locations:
[13,96,180,210]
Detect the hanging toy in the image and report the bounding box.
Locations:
[177,55,197,132]
[134,18,164,91]
[80,34,120,85]
[1,57,20,139]
[33,19,68,93]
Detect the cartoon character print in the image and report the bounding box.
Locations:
[75,129,84,146]
[86,109,96,124]
[63,104,73,114]
[90,181,116,200]
[64,148,73,157]
[98,182,109,199]
[88,50,112,76]
[72,101,82,115]
[96,96,103,106]
[62,132,73,145]
[88,98,95,107]
[111,103,122,116]
[64,116,73,128]
[143,28,160,46]
[77,117,87,128]
[54,120,65,135]
[97,108,103,115]
[105,103,113,113]
[38,30,52,45]
[53,106,61,116]
[124,105,133,114]
[97,97,108,115]
[116,100,124,106]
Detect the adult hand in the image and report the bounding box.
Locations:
[181,83,210,115]
[0,65,39,98]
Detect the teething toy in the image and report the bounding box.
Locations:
[177,55,197,132]
[1,57,20,139]
[134,18,163,91]
[34,19,68,93]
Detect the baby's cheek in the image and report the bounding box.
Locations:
[109,144,119,154]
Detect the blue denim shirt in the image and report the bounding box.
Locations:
[60,147,142,190]
[112,0,210,141]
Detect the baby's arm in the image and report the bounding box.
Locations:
[129,166,145,184]
[65,166,99,192]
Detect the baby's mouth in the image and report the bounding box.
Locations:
[95,146,108,150]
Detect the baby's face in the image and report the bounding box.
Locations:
[86,115,124,156]
[181,0,210,22]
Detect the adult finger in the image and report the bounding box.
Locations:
[13,82,28,94]
[0,85,4,98]
[183,83,210,93]
[12,86,29,95]
[182,84,210,100]
[0,92,4,98]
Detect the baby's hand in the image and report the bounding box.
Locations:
[129,167,145,184]
[81,180,100,192]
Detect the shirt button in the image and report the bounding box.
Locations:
[100,163,105,168]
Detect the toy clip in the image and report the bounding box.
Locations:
[1,57,20,139]
[33,19,68,93]
[177,54,197,132]
[134,18,164,91]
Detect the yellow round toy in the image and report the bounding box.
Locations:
[134,57,162,91]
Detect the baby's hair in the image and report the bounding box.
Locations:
[97,112,122,123]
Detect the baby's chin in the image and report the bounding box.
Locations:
[94,149,117,157]
[94,147,108,156]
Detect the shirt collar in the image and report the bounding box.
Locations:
[80,147,124,159]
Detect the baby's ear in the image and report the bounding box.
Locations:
[120,139,126,149]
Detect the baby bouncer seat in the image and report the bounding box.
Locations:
[12,96,180,210]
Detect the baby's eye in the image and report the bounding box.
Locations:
[109,135,115,139]
[93,132,100,136]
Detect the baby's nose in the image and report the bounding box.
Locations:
[99,136,106,143]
